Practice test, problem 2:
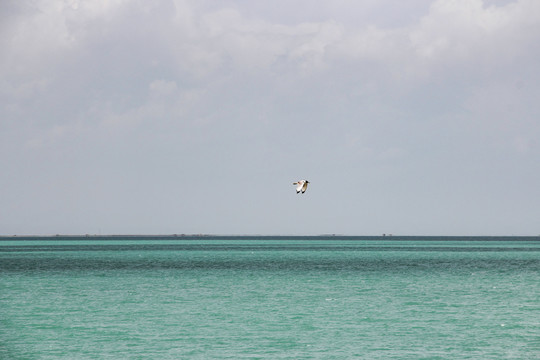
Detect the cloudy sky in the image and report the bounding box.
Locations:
[1,0,539,236]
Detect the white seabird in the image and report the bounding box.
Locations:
[293,180,310,194]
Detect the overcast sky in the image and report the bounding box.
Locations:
[1,0,539,236]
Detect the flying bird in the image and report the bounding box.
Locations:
[293,180,310,194]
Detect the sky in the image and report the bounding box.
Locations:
[1,0,539,236]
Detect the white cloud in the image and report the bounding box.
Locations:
[410,0,540,65]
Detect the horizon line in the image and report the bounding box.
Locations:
[1,234,539,239]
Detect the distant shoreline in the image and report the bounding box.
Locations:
[1,234,539,241]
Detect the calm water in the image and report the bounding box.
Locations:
[1,237,539,359]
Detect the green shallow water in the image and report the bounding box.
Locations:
[1,238,539,359]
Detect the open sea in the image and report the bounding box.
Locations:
[1,236,539,359]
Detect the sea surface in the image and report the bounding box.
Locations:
[1,236,539,359]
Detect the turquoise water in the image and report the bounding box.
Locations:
[1,237,539,359]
